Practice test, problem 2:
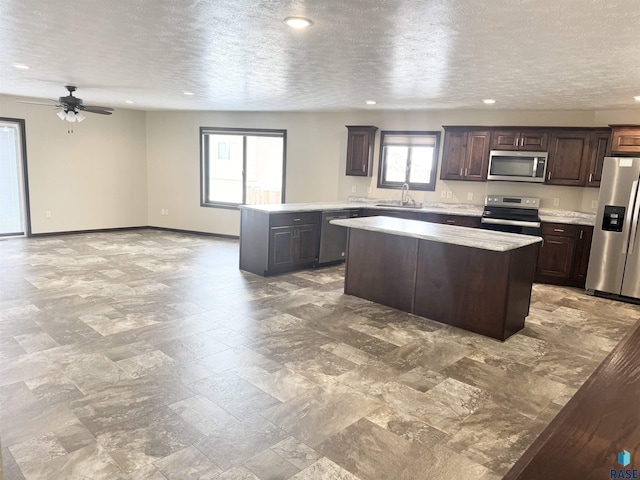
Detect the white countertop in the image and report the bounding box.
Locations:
[331,216,542,252]
[240,201,596,226]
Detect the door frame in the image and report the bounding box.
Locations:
[0,117,31,237]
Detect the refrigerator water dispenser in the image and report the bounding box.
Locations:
[602,205,626,232]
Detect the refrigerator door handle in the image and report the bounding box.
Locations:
[622,180,639,254]
[627,179,640,255]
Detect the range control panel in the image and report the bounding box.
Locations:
[485,195,540,209]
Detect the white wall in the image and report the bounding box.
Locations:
[0,94,147,234]
[146,108,612,236]
[4,93,640,237]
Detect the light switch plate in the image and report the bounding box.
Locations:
[467,192,474,200]
[446,191,452,199]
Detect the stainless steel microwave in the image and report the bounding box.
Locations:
[487,150,548,183]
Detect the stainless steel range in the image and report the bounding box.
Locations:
[481,195,541,236]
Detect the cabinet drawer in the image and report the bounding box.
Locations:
[541,223,576,237]
[269,212,320,227]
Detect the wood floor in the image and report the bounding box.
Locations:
[0,230,638,480]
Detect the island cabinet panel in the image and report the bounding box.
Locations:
[546,131,591,186]
[414,240,538,340]
[344,229,418,313]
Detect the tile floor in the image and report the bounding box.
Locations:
[0,229,638,480]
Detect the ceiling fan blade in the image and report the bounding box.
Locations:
[78,104,114,112]
[80,107,113,115]
[16,100,60,107]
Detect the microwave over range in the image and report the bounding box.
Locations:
[487,150,548,183]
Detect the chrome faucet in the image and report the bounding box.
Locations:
[401,183,410,205]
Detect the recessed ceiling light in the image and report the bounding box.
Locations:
[124,100,134,104]
[483,99,496,105]
[284,16,313,29]
[182,91,195,96]
[366,100,377,105]
[634,96,640,102]
[12,63,29,70]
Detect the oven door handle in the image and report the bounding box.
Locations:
[481,218,541,228]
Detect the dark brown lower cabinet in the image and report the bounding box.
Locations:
[240,209,320,276]
[535,223,593,288]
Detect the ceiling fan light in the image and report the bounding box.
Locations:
[66,110,77,122]
[56,111,66,120]
[75,112,86,122]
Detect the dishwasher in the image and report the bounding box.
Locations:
[318,210,357,265]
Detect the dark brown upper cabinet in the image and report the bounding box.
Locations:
[345,125,378,176]
[587,130,611,187]
[546,131,592,186]
[610,125,640,155]
[491,129,549,151]
[440,127,491,181]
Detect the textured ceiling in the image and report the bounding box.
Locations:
[1,0,640,112]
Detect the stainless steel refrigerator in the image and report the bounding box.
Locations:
[586,157,640,300]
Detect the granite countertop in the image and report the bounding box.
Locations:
[240,201,596,226]
[331,216,542,252]
[538,209,596,226]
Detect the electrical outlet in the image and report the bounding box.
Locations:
[446,191,453,199]
[160,209,169,216]
[592,200,598,209]
[553,198,560,207]
[440,190,447,199]
[467,192,474,201]
[45,210,51,219]
[351,186,357,193]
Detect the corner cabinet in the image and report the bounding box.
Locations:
[345,125,378,176]
[535,222,593,288]
[440,127,491,181]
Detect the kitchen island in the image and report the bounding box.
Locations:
[331,216,542,341]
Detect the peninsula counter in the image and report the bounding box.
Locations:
[331,216,542,340]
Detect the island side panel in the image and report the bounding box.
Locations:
[503,243,540,339]
[344,228,418,313]
[239,209,270,276]
[414,239,513,340]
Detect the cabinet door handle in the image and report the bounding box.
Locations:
[459,167,463,176]
[547,171,551,181]
[464,168,468,177]
[293,218,301,222]
[553,228,564,233]
[580,230,584,240]
[589,173,593,183]
[446,220,456,224]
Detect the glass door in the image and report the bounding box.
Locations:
[0,119,29,237]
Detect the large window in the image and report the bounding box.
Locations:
[201,127,286,207]
[377,131,440,191]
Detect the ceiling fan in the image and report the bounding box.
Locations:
[17,85,114,124]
